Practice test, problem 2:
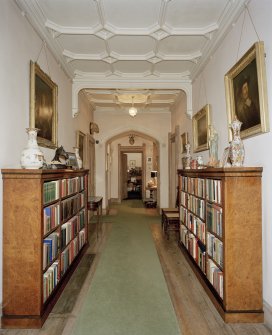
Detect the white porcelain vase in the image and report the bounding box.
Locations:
[229,117,245,167]
[74,147,83,169]
[20,128,44,169]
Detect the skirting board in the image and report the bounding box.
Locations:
[264,300,272,331]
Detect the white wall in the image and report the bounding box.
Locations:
[0,0,90,304]
[94,111,171,208]
[174,0,272,308]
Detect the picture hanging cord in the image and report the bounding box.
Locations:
[35,40,51,78]
[236,3,261,62]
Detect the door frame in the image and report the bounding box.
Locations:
[118,145,146,203]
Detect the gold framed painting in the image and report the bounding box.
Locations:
[193,104,211,153]
[181,132,188,154]
[30,61,58,148]
[76,130,86,167]
[224,41,269,140]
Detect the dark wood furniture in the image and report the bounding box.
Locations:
[88,196,103,239]
[178,167,263,323]
[1,169,89,329]
[161,208,179,239]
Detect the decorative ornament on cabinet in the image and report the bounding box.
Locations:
[20,128,44,169]
[229,117,245,167]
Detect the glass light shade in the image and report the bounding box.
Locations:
[129,107,137,117]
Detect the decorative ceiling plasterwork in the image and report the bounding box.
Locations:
[16,0,247,117]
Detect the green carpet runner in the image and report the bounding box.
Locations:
[71,200,180,335]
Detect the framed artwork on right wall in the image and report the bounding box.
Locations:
[224,41,269,140]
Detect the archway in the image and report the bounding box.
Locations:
[105,130,160,211]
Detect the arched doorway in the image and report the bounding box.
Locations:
[105,130,160,211]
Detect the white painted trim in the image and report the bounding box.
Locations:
[72,80,192,118]
[264,300,272,331]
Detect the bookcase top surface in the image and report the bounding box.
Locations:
[1,168,89,179]
[178,167,263,176]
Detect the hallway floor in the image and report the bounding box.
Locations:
[1,200,271,335]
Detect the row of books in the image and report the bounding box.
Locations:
[187,212,206,244]
[206,179,222,204]
[43,203,60,235]
[79,192,85,209]
[60,229,86,276]
[187,194,205,220]
[206,202,223,238]
[79,176,85,191]
[61,177,80,198]
[43,261,59,303]
[180,224,206,273]
[207,259,223,299]
[61,215,80,249]
[43,232,59,270]
[181,192,205,219]
[79,209,85,231]
[43,180,60,204]
[181,176,205,198]
[62,194,82,222]
[180,206,206,244]
[207,232,223,268]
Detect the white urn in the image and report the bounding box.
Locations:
[20,128,44,169]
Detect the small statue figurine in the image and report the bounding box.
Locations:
[185,143,191,169]
[208,125,219,167]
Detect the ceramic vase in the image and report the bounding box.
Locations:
[74,147,83,169]
[229,117,245,167]
[20,128,44,169]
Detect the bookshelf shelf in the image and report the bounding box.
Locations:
[178,167,263,323]
[1,169,89,329]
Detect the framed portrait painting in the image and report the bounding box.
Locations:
[30,61,58,148]
[181,132,188,154]
[192,104,211,153]
[224,41,269,140]
[76,130,86,167]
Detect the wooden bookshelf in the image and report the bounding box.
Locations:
[178,167,263,323]
[1,169,89,329]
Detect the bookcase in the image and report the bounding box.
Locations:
[1,169,89,328]
[178,167,263,323]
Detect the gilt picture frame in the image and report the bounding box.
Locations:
[181,132,188,154]
[30,61,58,148]
[224,41,269,140]
[76,130,86,167]
[193,104,211,153]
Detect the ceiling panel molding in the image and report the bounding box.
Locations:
[15,0,247,119]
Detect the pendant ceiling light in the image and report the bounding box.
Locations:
[129,96,137,117]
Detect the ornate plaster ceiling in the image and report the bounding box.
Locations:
[15,0,246,115]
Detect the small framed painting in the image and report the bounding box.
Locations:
[192,104,211,153]
[181,132,188,154]
[76,130,85,167]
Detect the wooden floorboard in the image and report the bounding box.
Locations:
[151,224,272,335]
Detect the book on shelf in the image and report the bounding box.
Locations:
[43,203,60,235]
[43,180,60,204]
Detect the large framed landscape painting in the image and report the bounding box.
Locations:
[30,61,58,148]
[224,41,269,140]
[193,104,211,153]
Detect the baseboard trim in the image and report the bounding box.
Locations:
[110,198,120,204]
[264,300,272,331]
